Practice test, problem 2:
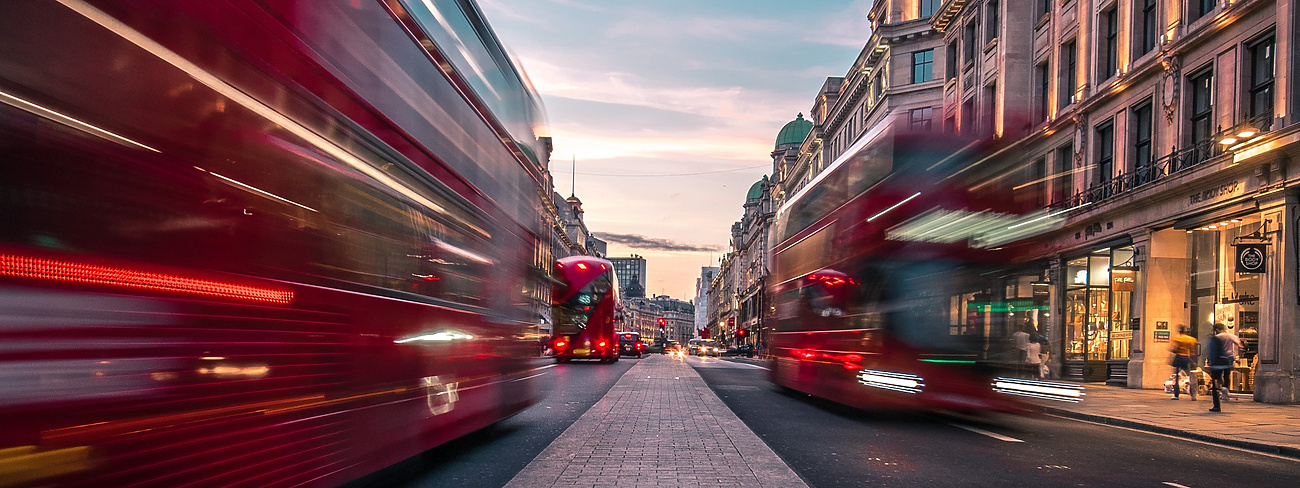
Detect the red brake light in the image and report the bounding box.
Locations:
[576,263,588,271]
[597,341,607,348]
[554,340,567,349]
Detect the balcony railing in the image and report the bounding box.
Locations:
[1047,113,1273,211]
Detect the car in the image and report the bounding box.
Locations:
[618,332,646,358]
[722,345,755,358]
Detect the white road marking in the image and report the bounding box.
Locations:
[512,372,548,382]
[948,422,1024,442]
[529,363,558,373]
[730,361,770,370]
[1163,482,1191,488]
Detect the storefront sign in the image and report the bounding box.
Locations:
[1235,244,1267,273]
[1112,329,1132,340]
[1187,180,1242,206]
[1110,267,1136,291]
[1154,330,1170,342]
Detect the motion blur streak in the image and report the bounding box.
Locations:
[0,90,158,153]
[0,446,92,486]
[857,370,925,394]
[52,0,487,238]
[992,377,1086,402]
[0,254,294,304]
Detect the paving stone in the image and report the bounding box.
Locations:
[503,355,808,488]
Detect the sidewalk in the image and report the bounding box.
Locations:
[1031,382,1300,458]
[503,355,806,488]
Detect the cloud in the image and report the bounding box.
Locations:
[595,233,723,253]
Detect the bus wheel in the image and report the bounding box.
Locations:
[612,355,619,363]
[556,357,570,364]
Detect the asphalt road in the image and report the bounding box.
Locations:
[689,356,1300,488]
[350,355,638,488]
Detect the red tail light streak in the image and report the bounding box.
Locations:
[0,253,293,304]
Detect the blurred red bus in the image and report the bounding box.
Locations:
[0,0,550,486]
[767,126,1083,413]
[551,257,621,363]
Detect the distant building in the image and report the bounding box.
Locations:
[609,255,647,298]
[694,267,719,338]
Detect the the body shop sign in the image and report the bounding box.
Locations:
[1236,244,1267,273]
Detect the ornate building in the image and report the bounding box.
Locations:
[932,0,1300,403]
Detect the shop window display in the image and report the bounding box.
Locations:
[1065,247,1135,364]
[1188,215,1261,392]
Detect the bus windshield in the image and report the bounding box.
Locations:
[553,271,613,335]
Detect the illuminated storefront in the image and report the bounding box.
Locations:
[1063,246,1135,383]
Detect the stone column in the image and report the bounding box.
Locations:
[1253,189,1299,403]
[1137,227,1192,389]
[1127,230,1151,388]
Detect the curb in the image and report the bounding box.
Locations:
[1040,405,1300,459]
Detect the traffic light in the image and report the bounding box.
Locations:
[737,328,747,338]
[657,317,666,327]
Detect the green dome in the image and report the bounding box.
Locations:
[775,113,812,147]
[745,176,767,200]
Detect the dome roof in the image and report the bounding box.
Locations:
[775,113,812,148]
[745,176,767,201]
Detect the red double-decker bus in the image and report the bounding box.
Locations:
[551,256,622,363]
[0,0,551,486]
[767,125,1083,413]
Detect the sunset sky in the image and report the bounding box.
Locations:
[480,0,873,300]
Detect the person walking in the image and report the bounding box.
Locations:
[1207,322,1242,412]
[1169,326,1198,400]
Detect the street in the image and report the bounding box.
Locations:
[368,354,1300,487]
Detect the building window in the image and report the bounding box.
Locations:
[1033,157,1049,207]
[1059,39,1077,108]
[910,107,934,132]
[1036,62,1051,123]
[1131,100,1154,181]
[1247,34,1275,119]
[964,20,978,64]
[920,0,940,17]
[1190,0,1215,24]
[946,42,959,80]
[985,0,999,43]
[961,98,976,135]
[1038,0,1052,19]
[983,84,997,137]
[1098,7,1118,81]
[912,50,934,83]
[1095,121,1115,194]
[1053,142,1073,204]
[1134,0,1158,57]
[1188,68,1214,145]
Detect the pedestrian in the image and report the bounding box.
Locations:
[1169,325,1197,400]
[1207,322,1242,412]
[1025,336,1043,379]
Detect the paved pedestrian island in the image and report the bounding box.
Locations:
[1033,382,1300,458]
[503,355,806,488]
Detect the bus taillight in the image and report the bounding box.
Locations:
[554,339,567,349]
[597,340,607,348]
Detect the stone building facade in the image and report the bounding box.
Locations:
[933,0,1300,403]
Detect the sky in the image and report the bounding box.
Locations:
[479,0,874,300]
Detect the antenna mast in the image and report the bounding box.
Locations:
[571,155,576,196]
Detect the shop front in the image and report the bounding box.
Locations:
[1063,245,1135,383]
[1180,212,1266,394]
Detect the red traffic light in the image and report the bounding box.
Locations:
[737,328,747,337]
[657,317,666,326]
